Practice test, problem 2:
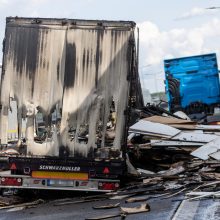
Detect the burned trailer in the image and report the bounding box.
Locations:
[0,17,139,191]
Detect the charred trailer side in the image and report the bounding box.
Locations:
[0,17,138,191]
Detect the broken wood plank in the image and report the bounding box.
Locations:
[186,191,220,200]
[109,194,136,200]
[199,172,220,180]
[144,116,194,125]
[54,198,105,206]
[162,188,186,199]
[129,131,172,139]
[85,213,122,220]
[192,181,220,192]
[178,146,198,152]
[120,203,150,214]
[0,199,44,210]
[186,191,220,197]
[6,206,26,212]
[137,168,155,175]
[93,203,120,209]
[159,164,185,176]
[150,140,203,147]
[187,161,204,169]
[143,177,163,184]
[125,196,150,203]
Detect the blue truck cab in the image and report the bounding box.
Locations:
[164,53,220,114]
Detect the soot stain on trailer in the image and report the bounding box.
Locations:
[113,31,118,52]
[57,62,60,81]
[86,49,90,71]
[39,29,45,67]
[95,29,104,88]
[11,27,40,77]
[64,42,76,88]
[61,37,131,157]
[1,18,135,157]
[7,26,42,95]
[82,48,86,73]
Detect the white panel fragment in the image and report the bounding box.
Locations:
[209,151,220,160]
[173,111,191,121]
[196,125,220,131]
[129,120,181,138]
[172,132,218,143]
[150,140,203,146]
[191,137,220,160]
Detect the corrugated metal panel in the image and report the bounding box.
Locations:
[0,17,136,158]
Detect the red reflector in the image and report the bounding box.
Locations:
[103,167,110,174]
[0,177,22,186]
[10,163,17,170]
[98,182,120,191]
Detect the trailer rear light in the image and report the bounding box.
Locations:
[103,167,110,174]
[0,177,22,186]
[98,182,120,191]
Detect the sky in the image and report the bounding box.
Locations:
[0,0,220,93]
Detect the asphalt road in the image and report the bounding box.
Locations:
[0,192,219,220]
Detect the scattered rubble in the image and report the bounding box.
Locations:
[0,199,44,210]
[2,111,220,218]
[0,196,44,210]
[127,112,220,210]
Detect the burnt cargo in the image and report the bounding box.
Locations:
[0,17,138,161]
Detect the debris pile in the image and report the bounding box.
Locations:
[2,110,220,218]
[127,113,220,202]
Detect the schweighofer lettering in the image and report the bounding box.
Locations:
[39,165,80,171]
